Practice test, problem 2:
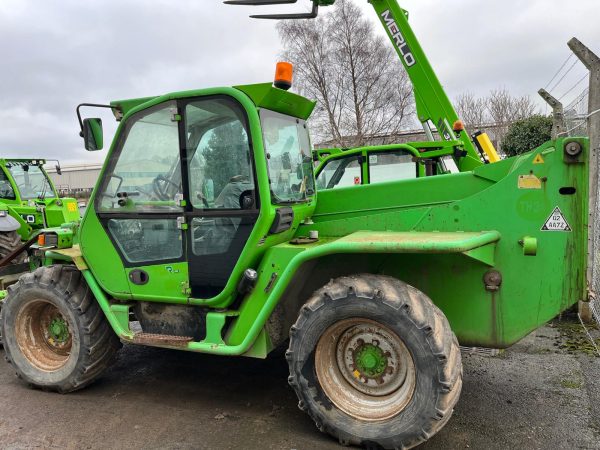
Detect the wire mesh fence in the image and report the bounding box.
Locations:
[577,90,600,328]
[562,83,599,328]
[590,140,599,329]
[564,88,589,137]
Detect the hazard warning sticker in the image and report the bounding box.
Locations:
[541,206,571,231]
[533,154,545,164]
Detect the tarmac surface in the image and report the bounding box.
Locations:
[0,318,598,450]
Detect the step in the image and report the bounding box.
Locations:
[132,332,193,347]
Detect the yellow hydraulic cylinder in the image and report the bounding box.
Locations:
[472,131,500,163]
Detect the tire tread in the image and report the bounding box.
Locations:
[287,274,462,450]
[0,230,26,264]
[1,265,120,393]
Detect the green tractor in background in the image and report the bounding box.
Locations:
[0,159,81,262]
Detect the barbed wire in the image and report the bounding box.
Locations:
[558,108,600,137]
[544,53,575,90]
[559,73,589,101]
[566,88,589,110]
[547,58,580,93]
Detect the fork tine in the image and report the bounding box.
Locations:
[224,0,297,6]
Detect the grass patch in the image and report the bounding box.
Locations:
[560,378,582,389]
[552,319,600,357]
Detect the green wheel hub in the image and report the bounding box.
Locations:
[354,343,388,378]
[49,317,70,344]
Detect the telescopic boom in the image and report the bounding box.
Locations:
[226,0,483,171]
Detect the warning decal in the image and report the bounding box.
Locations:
[541,206,571,231]
[533,154,545,164]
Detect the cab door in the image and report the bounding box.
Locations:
[180,97,259,299]
[92,95,264,302]
[94,101,189,301]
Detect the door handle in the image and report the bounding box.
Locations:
[129,269,149,285]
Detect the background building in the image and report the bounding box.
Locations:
[46,163,102,199]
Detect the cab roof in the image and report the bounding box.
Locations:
[0,158,46,165]
[110,83,316,122]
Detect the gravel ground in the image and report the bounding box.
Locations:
[0,319,598,450]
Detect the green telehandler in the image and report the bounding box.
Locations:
[0,1,597,448]
[0,158,80,344]
[0,158,80,261]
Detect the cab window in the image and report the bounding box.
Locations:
[97,101,183,265]
[260,109,314,203]
[98,101,183,212]
[368,151,417,184]
[0,170,15,199]
[185,98,253,210]
[6,163,52,200]
[316,155,362,190]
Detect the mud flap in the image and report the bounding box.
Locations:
[0,212,20,233]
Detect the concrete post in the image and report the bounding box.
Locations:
[568,38,600,323]
[538,88,565,139]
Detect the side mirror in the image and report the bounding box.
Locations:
[55,164,62,175]
[82,118,103,151]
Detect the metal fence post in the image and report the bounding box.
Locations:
[568,37,600,323]
[538,89,565,139]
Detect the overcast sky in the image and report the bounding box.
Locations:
[0,0,598,164]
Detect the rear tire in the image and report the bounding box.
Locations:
[286,274,462,449]
[0,265,120,392]
[0,230,26,264]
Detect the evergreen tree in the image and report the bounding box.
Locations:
[502,115,553,157]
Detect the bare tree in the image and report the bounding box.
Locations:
[454,92,488,129]
[454,88,538,149]
[486,88,538,148]
[278,0,414,147]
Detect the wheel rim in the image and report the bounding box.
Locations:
[315,318,416,422]
[15,300,73,371]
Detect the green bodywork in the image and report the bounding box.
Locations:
[43,85,591,354]
[0,159,80,240]
[35,0,592,359]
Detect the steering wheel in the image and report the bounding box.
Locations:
[152,175,180,201]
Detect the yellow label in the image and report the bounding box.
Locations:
[353,370,361,379]
[67,202,77,212]
[533,154,544,164]
[518,174,542,189]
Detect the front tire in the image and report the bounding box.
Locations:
[0,265,120,392]
[0,230,26,346]
[286,274,462,449]
[0,230,26,264]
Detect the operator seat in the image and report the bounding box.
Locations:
[193,176,254,256]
